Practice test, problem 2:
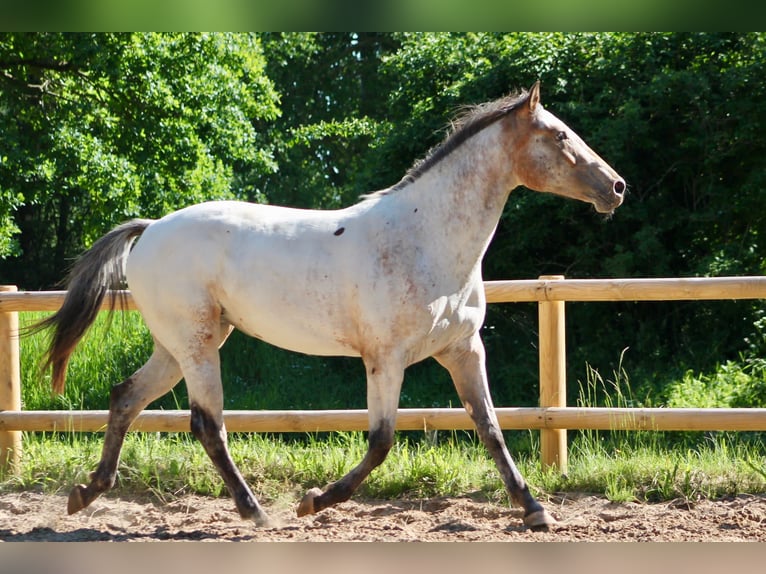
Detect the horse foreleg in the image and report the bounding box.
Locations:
[435,333,556,531]
[297,420,394,516]
[68,344,182,514]
[297,360,403,517]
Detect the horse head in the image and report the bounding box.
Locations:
[511,81,625,215]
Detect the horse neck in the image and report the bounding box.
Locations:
[402,120,519,272]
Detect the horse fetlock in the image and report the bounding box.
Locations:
[88,469,116,489]
[296,487,324,517]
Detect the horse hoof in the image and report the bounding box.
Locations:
[67,484,88,515]
[252,511,272,528]
[523,509,557,531]
[297,487,323,517]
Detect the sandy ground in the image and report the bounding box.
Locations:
[1,490,765,542]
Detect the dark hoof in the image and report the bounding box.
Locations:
[67,484,89,515]
[523,508,557,531]
[296,487,323,517]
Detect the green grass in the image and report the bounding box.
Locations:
[8,312,766,507]
[564,432,766,503]
[20,311,154,411]
[2,430,765,508]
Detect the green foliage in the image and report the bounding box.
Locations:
[658,290,766,413]
[217,331,369,412]
[665,359,766,409]
[0,32,279,287]
[255,33,398,208]
[5,32,766,421]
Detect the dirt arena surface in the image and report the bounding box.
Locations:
[1,490,765,542]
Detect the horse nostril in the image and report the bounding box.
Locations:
[614,179,626,196]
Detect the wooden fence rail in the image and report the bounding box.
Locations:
[1,407,764,433]
[2,275,766,476]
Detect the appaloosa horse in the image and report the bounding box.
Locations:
[38,82,624,531]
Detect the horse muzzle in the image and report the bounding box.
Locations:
[593,177,626,214]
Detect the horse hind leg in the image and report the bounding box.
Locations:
[179,326,270,526]
[67,342,182,514]
[297,357,403,516]
[188,401,269,526]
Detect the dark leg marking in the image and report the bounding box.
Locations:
[190,403,270,526]
[68,377,137,514]
[297,421,393,516]
[470,414,551,527]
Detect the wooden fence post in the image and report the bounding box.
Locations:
[538,275,568,473]
[0,286,22,475]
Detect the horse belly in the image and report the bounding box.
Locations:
[223,301,361,358]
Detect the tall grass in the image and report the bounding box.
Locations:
[561,355,766,503]
[20,311,154,411]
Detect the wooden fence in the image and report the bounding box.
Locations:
[2,275,766,475]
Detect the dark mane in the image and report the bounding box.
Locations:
[366,88,531,198]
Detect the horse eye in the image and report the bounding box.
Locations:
[556,131,568,142]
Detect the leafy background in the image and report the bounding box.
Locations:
[3,33,765,414]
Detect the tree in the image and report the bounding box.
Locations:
[0,32,279,288]
[365,32,766,397]
[3,32,765,406]
[254,33,400,209]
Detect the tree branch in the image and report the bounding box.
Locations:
[0,58,75,71]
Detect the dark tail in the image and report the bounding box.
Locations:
[34,219,153,394]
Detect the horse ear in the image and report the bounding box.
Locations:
[528,81,541,111]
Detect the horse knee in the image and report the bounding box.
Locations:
[479,422,505,448]
[89,465,117,491]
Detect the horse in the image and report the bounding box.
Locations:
[37,81,624,531]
